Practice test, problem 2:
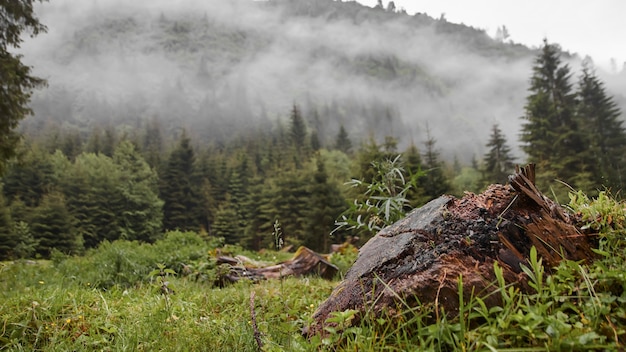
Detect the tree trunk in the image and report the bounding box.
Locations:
[307,164,596,335]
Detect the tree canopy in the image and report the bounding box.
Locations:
[0,0,47,173]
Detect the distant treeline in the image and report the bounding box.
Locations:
[1,40,624,261]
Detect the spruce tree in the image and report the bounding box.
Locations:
[420,130,449,201]
[403,143,425,208]
[303,157,346,252]
[335,125,352,154]
[0,0,47,174]
[482,124,515,185]
[290,104,307,152]
[0,192,17,260]
[112,141,163,242]
[520,39,587,190]
[160,132,200,231]
[61,152,121,248]
[30,192,79,258]
[2,144,55,207]
[576,60,626,192]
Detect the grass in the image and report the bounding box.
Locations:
[2,191,626,351]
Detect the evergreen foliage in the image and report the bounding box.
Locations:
[290,103,308,154]
[2,144,55,207]
[0,0,47,174]
[520,39,588,192]
[30,192,79,257]
[0,192,17,260]
[112,141,163,242]
[481,124,515,185]
[576,60,626,192]
[303,156,346,252]
[420,130,449,201]
[335,125,352,154]
[160,133,200,232]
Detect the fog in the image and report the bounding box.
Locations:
[19,0,545,161]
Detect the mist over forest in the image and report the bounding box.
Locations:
[16,0,626,162]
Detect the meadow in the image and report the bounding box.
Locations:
[2,191,626,351]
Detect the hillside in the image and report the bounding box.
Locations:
[16,0,551,161]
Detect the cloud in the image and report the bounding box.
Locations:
[21,0,541,161]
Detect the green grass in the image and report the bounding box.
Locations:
[2,191,626,351]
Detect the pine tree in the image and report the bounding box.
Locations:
[403,143,425,208]
[2,144,56,207]
[212,200,240,244]
[61,152,121,248]
[303,157,346,252]
[482,124,515,185]
[30,192,79,258]
[112,141,163,242]
[290,104,308,153]
[576,60,626,191]
[420,129,449,201]
[243,177,276,250]
[520,39,586,190]
[160,132,200,231]
[0,192,17,260]
[0,0,47,174]
[335,125,352,154]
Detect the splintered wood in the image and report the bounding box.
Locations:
[307,164,596,336]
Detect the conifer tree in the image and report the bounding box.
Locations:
[403,143,425,207]
[520,39,587,190]
[290,104,307,152]
[482,124,515,185]
[576,60,626,191]
[420,129,449,201]
[30,192,79,258]
[335,125,352,154]
[303,157,346,252]
[0,0,47,174]
[243,178,276,250]
[160,132,200,231]
[2,144,55,207]
[212,201,240,244]
[0,192,17,260]
[112,141,163,242]
[61,152,121,248]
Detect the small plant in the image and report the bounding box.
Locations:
[272,219,284,251]
[149,263,177,315]
[333,155,421,238]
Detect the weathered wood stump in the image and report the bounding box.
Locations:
[307,164,596,335]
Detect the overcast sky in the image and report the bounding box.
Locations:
[356,0,626,72]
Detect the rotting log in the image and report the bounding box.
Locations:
[215,246,338,286]
[307,164,597,336]
[252,246,338,280]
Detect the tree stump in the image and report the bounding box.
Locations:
[307,164,596,335]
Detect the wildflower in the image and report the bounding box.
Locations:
[38,281,44,285]
[86,282,91,286]
[310,304,315,309]
[66,318,71,324]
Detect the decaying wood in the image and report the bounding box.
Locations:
[216,246,338,286]
[307,164,597,336]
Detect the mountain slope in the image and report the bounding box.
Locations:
[20,0,540,160]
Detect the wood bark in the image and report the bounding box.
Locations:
[215,246,338,286]
[307,164,596,335]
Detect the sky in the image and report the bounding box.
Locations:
[356,0,626,72]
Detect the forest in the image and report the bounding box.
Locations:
[1,36,625,260]
[5,1,626,351]
[0,0,625,260]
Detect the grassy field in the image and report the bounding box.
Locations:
[2,191,626,351]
